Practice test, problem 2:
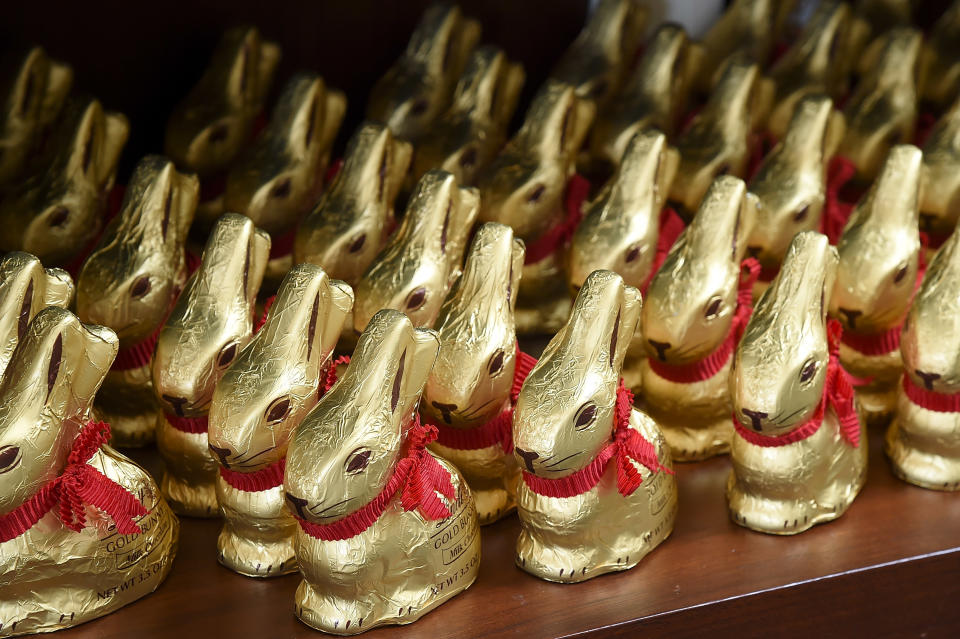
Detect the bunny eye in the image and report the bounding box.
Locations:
[459,147,478,169]
[716,164,730,176]
[216,341,239,368]
[271,178,291,199]
[265,397,291,423]
[48,206,69,228]
[527,184,546,204]
[410,99,429,116]
[0,445,21,474]
[574,402,598,431]
[209,123,230,144]
[704,296,723,319]
[624,244,642,264]
[130,276,152,299]
[894,264,909,284]
[406,287,427,311]
[487,349,505,376]
[348,233,366,254]
[794,205,810,223]
[345,448,372,474]
[799,359,817,384]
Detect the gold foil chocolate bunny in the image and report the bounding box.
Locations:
[831,144,922,426]
[919,97,960,247]
[0,46,72,187]
[0,96,129,268]
[420,222,529,525]
[294,123,412,287]
[0,307,178,636]
[76,156,198,447]
[165,26,280,178]
[208,264,353,577]
[152,213,270,516]
[640,176,759,461]
[366,3,481,142]
[476,81,595,334]
[284,309,480,634]
[729,231,866,534]
[918,0,960,111]
[353,169,478,332]
[696,0,775,90]
[411,46,525,186]
[513,269,677,583]
[839,27,921,180]
[0,252,73,379]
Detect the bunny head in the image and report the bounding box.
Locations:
[475,81,595,240]
[0,45,72,185]
[0,96,129,266]
[165,26,281,177]
[831,144,921,334]
[223,73,346,236]
[0,252,73,379]
[152,213,269,417]
[513,269,641,477]
[422,222,524,427]
[918,0,960,110]
[732,231,838,436]
[0,306,117,514]
[589,23,699,169]
[697,0,775,89]
[76,155,198,348]
[284,309,439,524]
[568,128,677,292]
[293,122,412,286]
[353,169,479,331]
[919,99,960,238]
[839,27,920,180]
[747,94,837,270]
[208,264,353,472]
[366,3,481,142]
[549,0,648,109]
[643,176,757,364]
[412,46,525,186]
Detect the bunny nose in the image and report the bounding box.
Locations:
[431,401,458,425]
[161,394,189,416]
[208,444,233,468]
[286,492,309,519]
[838,308,862,329]
[741,408,768,431]
[648,339,671,362]
[515,447,539,472]
[915,370,941,390]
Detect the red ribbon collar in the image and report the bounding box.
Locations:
[734,320,861,448]
[640,207,687,295]
[524,174,591,265]
[0,422,149,543]
[902,374,960,413]
[521,383,673,499]
[295,417,456,541]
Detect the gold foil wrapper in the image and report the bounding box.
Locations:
[513,270,677,583]
[152,213,270,517]
[0,307,178,635]
[285,310,480,634]
[695,0,776,90]
[918,1,960,110]
[919,99,960,242]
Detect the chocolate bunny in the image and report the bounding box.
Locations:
[0,307,178,636]
[918,0,960,111]
[0,96,129,268]
[353,169,478,332]
[696,0,775,90]
[588,23,700,170]
[513,269,677,583]
[208,264,353,577]
[839,27,920,180]
[831,144,922,426]
[165,26,280,178]
[476,80,595,334]
[152,213,270,517]
[76,156,198,447]
[0,45,72,187]
[420,222,526,525]
[284,309,480,634]
[0,252,73,379]
[919,98,960,248]
[366,3,480,142]
[294,122,412,287]
[549,0,648,110]
[729,231,866,534]
[641,176,758,461]
[411,46,525,186]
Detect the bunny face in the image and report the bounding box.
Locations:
[0,252,73,379]
[208,264,353,471]
[643,176,757,364]
[152,213,269,417]
[366,4,481,142]
[294,123,412,286]
[165,27,281,177]
[918,1,960,109]
[0,306,117,514]
[831,145,922,334]
[513,270,641,476]
[475,81,595,240]
[353,170,479,331]
[568,129,676,292]
[919,100,960,237]
[224,73,346,236]
[732,231,838,436]
[422,223,524,427]
[697,0,775,89]
[76,156,198,347]
[284,310,439,523]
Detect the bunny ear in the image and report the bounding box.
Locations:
[508,237,524,308]
[15,48,43,117]
[391,349,405,413]
[41,268,74,309]
[46,333,62,402]
[18,280,34,341]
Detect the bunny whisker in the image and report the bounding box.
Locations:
[674,340,710,359]
[458,397,499,420]
[235,444,276,465]
[544,452,581,468]
[311,497,355,517]
[775,405,807,425]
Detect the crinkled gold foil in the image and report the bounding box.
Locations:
[695,0,776,90]
[0,307,178,635]
[152,213,270,517]
[285,310,480,634]
[918,0,960,110]
[513,270,677,583]
[919,98,960,243]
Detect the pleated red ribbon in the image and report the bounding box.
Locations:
[523,174,591,265]
[164,413,209,435]
[902,374,960,413]
[0,421,149,543]
[521,383,673,499]
[821,155,858,245]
